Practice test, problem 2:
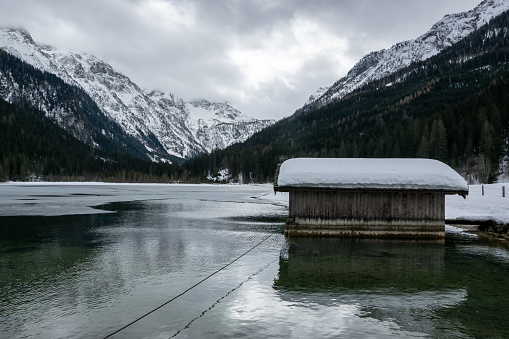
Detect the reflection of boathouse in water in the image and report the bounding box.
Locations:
[274,158,468,238]
[272,238,470,337]
[274,238,448,291]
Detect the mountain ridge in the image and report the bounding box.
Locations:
[0,28,274,162]
[0,48,156,161]
[302,0,509,112]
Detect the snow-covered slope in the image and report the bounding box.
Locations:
[304,0,509,110]
[0,28,274,162]
[186,99,274,153]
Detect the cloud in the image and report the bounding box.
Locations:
[0,0,482,119]
[228,17,348,90]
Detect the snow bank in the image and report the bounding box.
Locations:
[277,158,468,193]
[446,184,509,224]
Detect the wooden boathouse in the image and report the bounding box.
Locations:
[273,158,469,238]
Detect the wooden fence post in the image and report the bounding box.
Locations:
[482,185,484,196]
[503,186,506,198]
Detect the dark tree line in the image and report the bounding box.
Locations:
[0,98,186,182]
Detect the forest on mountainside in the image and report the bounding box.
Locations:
[183,11,509,184]
[0,98,184,182]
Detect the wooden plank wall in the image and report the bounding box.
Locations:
[289,190,445,222]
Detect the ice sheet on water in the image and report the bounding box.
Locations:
[0,182,276,216]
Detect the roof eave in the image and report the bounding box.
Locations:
[274,185,469,197]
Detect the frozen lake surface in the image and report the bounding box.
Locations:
[1,183,508,338]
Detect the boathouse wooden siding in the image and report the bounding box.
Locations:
[289,190,444,222]
[285,189,446,237]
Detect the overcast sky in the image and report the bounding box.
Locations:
[1,0,482,119]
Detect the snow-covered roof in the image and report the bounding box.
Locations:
[276,158,468,194]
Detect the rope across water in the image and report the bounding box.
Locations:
[103,233,274,338]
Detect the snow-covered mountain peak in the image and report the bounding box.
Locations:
[187,99,253,123]
[5,27,34,44]
[305,86,329,106]
[0,26,274,162]
[304,0,509,110]
[0,27,56,72]
[147,89,185,105]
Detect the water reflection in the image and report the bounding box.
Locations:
[275,238,449,292]
[0,213,117,337]
[0,213,112,283]
[2,184,509,338]
[0,186,289,338]
[274,238,469,337]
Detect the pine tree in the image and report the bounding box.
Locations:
[479,120,495,161]
[338,140,347,157]
[429,119,448,162]
[417,133,430,158]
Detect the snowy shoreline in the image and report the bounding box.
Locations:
[446,183,509,236]
[0,181,273,187]
[446,184,509,222]
[1,181,508,235]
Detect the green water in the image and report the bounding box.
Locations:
[0,184,508,338]
[275,236,509,338]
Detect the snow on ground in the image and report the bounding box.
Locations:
[446,184,509,224]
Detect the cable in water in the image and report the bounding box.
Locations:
[103,233,273,338]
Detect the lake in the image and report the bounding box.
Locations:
[1,183,508,338]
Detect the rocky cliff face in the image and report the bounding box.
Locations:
[303,0,509,111]
[186,99,274,154]
[0,28,274,162]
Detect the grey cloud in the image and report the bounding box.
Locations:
[0,0,482,119]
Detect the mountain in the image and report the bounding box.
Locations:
[0,28,274,163]
[0,49,155,161]
[302,0,509,111]
[183,4,509,184]
[186,99,274,153]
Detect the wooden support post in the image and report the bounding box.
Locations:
[503,186,506,198]
[482,185,484,196]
